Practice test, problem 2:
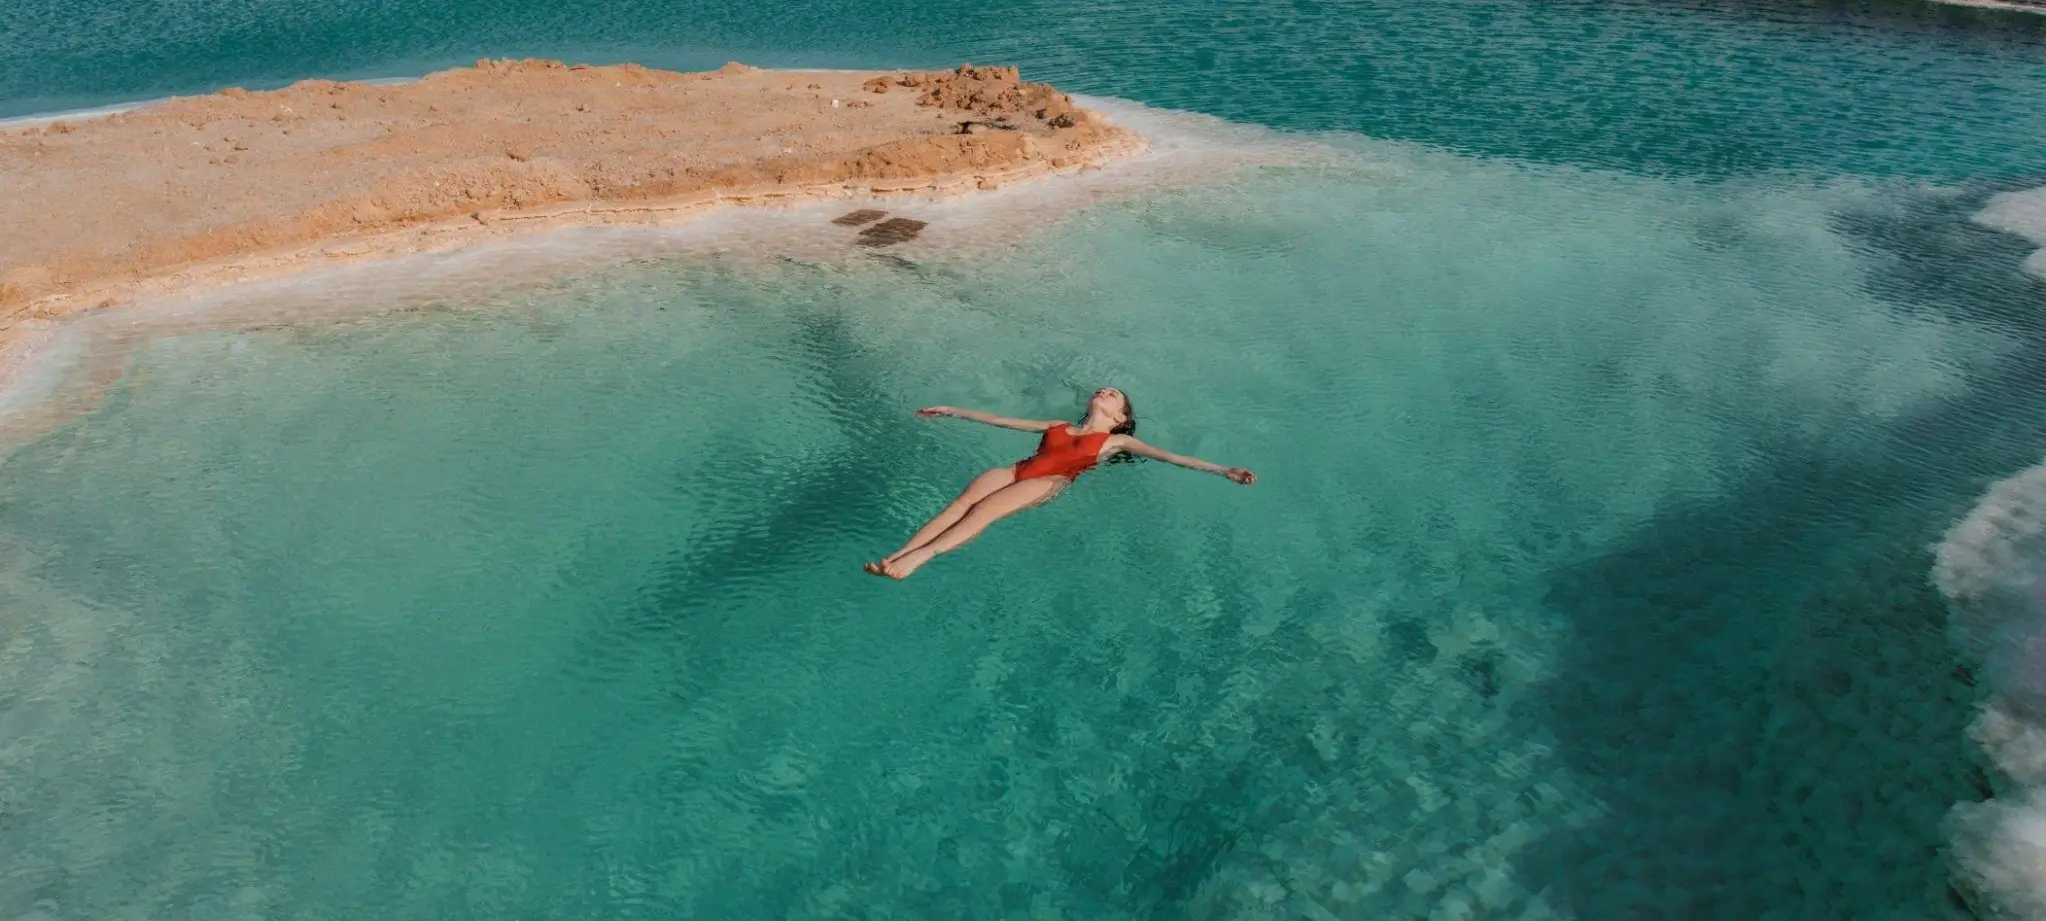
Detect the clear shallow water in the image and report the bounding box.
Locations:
[7,1,2046,919]
[6,139,2046,918]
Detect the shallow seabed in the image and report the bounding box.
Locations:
[2,129,2044,919]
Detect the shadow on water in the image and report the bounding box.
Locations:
[1520,187,2046,919]
[568,295,944,675]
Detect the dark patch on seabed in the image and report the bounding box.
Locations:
[1522,185,2046,920]
[831,208,887,226]
[857,217,928,246]
[1830,178,2046,332]
[1531,455,1983,919]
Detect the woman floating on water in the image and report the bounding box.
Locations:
[865,387,1256,580]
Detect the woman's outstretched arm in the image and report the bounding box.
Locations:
[1111,436,1257,484]
[915,405,1060,432]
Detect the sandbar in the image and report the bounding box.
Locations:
[0,59,1141,325]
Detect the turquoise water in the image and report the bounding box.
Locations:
[7,0,2046,177]
[6,1,2046,919]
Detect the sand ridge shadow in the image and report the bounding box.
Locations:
[565,288,955,680]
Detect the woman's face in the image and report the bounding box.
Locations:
[1090,387,1129,423]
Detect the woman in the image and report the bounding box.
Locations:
[865,387,1256,580]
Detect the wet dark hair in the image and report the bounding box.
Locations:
[1111,392,1137,436]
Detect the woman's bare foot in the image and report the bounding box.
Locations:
[860,556,923,579]
[884,551,932,580]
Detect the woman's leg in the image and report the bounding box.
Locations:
[881,476,1067,579]
[867,465,1016,571]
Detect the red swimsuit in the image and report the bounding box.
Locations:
[1014,426,1112,481]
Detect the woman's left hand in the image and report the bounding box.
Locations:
[1225,467,1257,485]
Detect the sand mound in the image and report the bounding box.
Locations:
[0,60,1137,321]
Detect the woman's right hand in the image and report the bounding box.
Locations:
[915,406,955,419]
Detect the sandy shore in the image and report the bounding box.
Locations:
[0,59,1141,325]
